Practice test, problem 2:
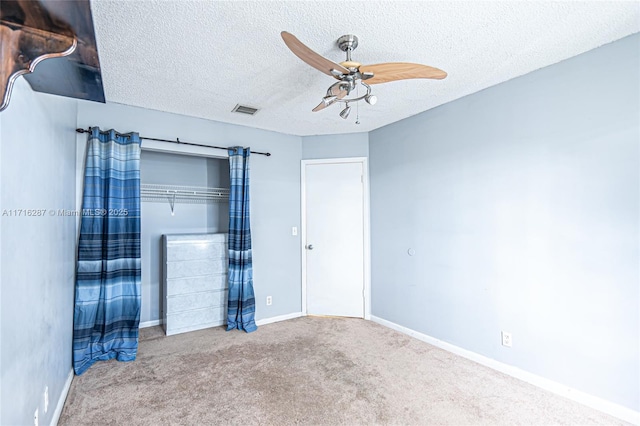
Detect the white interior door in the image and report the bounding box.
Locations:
[304,161,364,318]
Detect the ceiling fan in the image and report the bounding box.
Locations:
[281,31,447,120]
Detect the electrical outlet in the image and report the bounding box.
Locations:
[44,386,49,413]
[34,408,38,426]
[292,226,298,236]
[501,331,512,347]
[266,296,272,306]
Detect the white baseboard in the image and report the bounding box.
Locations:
[50,368,73,426]
[139,319,162,329]
[256,312,303,326]
[369,315,639,425]
[141,313,303,330]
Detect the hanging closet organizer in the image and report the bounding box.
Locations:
[140,184,230,214]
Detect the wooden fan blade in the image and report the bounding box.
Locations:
[312,101,330,112]
[281,31,349,77]
[359,62,447,84]
[312,86,348,112]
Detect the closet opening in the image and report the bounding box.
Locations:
[139,150,230,328]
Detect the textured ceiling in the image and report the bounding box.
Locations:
[91,1,639,136]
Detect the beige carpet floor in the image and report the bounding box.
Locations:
[59,317,626,425]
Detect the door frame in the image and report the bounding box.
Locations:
[301,157,371,319]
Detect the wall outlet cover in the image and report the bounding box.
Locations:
[501,331,512,347]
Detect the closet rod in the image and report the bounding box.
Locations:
[75,128,271,157]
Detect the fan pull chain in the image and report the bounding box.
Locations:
[355,84,360,124]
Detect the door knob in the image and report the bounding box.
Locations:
[306,244,314,250]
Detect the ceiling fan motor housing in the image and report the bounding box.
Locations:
[337,36,364,73]
[337,34,359,52]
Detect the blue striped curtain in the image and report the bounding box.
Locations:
[73,127,142,375]
[227,147,257,332]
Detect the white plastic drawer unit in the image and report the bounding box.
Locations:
[162,233,228,336]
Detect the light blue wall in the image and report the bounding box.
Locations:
[302,132,369,159]
[139,151,229,323]
[0,79,78,424]
[369,34,640,411]
[76,101,303,321]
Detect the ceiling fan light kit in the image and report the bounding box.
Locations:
[322,95,337,106]
[281,31,447,122]
[339,103,351,120]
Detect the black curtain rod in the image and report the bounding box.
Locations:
[75,128,271,157]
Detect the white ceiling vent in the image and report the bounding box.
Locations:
[231,104,259,115]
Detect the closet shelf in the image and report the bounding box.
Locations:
[141,184,229,204]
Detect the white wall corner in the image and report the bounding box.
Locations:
[369,315,640,425]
